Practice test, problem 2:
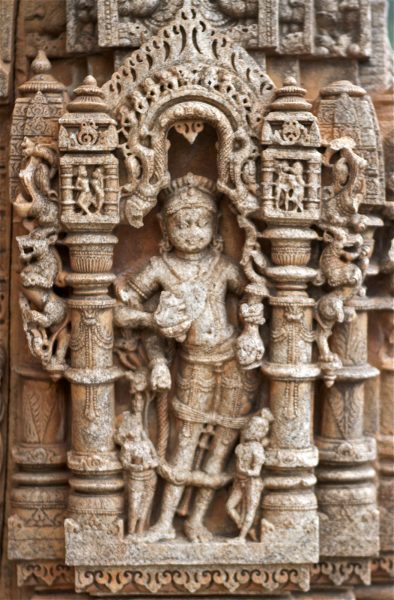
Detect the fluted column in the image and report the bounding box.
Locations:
[259,77,320,562]
[58,76,123,540]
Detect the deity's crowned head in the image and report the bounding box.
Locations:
[161,172,217,217]
[160,173,219,254]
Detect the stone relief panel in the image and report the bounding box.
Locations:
[0,1,393,599]
[96,0,372,59]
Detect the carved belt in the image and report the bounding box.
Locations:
[171,397,249,430]
[181,335,236,364]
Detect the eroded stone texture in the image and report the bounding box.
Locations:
[0,1,393,600]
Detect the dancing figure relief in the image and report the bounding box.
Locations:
[74,166,105,215]
[114,173,269,543]
[274,160,306,212]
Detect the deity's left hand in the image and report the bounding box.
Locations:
[236,326,265,370]
[150,360,172,391]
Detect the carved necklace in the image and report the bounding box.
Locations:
[162,251,220,284]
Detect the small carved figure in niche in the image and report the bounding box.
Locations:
[115,410,158,535]
[115,173,265,542]
[17,229,69,375]
[75,166,92,214]
[275,161,305,212]
[91,168,105,212]
[226,408,273,543]
[14,137,59,229]
[74,166,105,215]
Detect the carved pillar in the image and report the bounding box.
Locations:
[314,80,382,560]
[58,76,123,537]
[376,239,394,560]
[260,77,321,562]
[0,106,10,550]
[8,52,68,561]
[373,86,394,581]
[317,303,380,557]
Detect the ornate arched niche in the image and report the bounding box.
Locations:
[55,8,324,591]
[103,7,275,226]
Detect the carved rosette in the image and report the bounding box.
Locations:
[58,76,123,534]
[260,77,321,562]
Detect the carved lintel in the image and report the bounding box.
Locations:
[315,0,372,59]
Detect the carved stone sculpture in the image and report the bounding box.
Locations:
[113,172,265,544]
[226,408,273,542]
[1,2,393,600]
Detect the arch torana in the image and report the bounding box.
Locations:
[3,4,393,600]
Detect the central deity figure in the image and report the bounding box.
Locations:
[115,173,264,543]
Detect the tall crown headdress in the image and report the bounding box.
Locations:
[161,172,217,216]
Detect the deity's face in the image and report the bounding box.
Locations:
[166,200,214,254]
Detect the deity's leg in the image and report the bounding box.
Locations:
[147,419,204,541]
[185,425,238,541]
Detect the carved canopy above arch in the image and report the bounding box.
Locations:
[102,7,276,227]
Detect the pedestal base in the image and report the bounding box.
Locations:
[65,515,319,566]
[317,487,379,557]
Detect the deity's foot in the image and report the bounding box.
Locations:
[143,522,176,543]
[184,519,213,542]
[230,535,247,544]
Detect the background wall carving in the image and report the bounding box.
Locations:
[0,2,393,600]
